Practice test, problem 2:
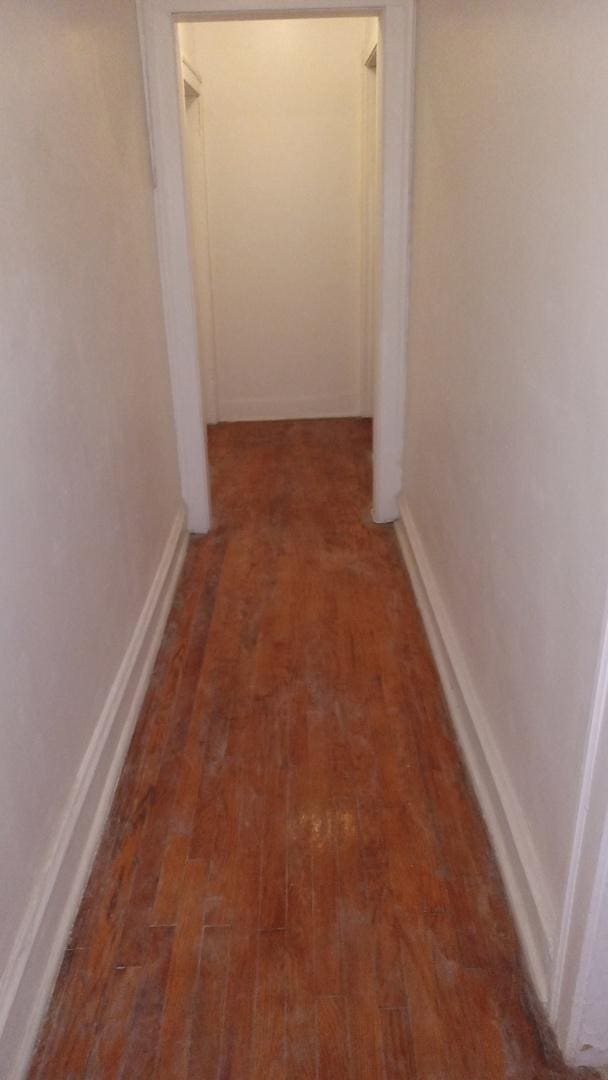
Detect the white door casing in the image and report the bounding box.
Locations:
[180,55,220,425]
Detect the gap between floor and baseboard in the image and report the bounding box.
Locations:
[394,497,556,1010]
[216,393,363,423]
[0,507,188,1080]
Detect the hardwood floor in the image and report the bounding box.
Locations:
[29,420,595,1079]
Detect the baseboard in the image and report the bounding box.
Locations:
[395,497,556,1007]
[0,507,188,1080]
[218,393,361,422]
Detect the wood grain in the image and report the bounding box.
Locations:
[28,419,595,1079]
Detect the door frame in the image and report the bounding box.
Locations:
[136,0,415,532]
[180,54,220,425]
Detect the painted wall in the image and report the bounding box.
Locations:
[180,18,375,422]
[0,0,182,1072]
[402,0,608,1062]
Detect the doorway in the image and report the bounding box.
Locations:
[179,17,376,430]
[136,0,415,533]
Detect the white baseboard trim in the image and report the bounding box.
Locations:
[218,393,361,422]
[395,497,555,1007]
[0,507,188,1080]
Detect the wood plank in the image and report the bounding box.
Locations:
[218,929,259,1078]
[152,831,190,926]
[379,1007,417,1079]
[250,929,287,1080]
[317,995,351,1079]
[285,706,317,1080]
[155,859,207,1076]
[188,925,231,1078]
[118,925,174,1078]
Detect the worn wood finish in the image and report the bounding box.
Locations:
[29,420,596,1079]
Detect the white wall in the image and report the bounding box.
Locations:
[0,1,183,1074]
[181,18,375,422]
[400,0,608,1064]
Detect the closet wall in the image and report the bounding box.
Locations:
[179,18,376,422]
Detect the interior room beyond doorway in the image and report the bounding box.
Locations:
[177,16,379,430]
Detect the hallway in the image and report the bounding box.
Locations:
[29,421,589,1078]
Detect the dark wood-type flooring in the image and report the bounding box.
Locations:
[30,420,596,1079]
